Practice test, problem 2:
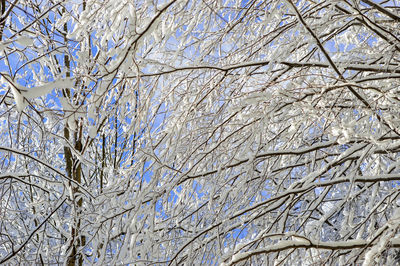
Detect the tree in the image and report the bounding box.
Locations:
[1,0,400,265]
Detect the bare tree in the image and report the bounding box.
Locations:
[1,0,400,265]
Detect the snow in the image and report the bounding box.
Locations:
[67,115,76,131]
[15,36,34,47]
[24,78,74,99]
[9,84,26,112]
[89,125,97,138]
[2,75,74,112]
[224,239,390,265]
[4,0,400,265]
